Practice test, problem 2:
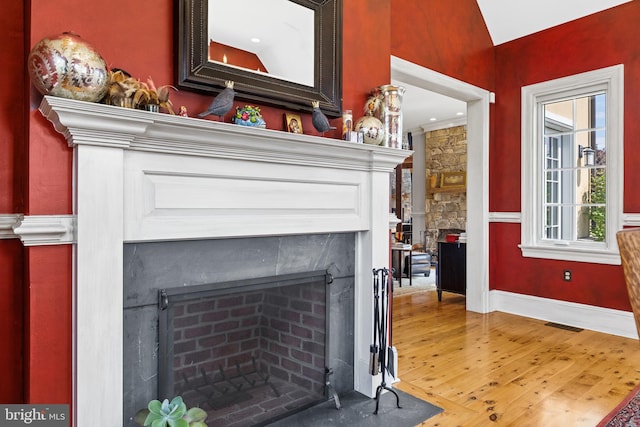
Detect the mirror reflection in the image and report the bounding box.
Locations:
[177,0,342,116]
[209,0,315,86]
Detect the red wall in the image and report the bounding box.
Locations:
[343,1,392,114]
[490,2,640,309]
[0,0,26,403]
[390,0,495,91]
[8,0,393,409]
[3,0,637,411]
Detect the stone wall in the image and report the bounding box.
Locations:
[424,126,467,252]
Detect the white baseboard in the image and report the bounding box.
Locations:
[490,290,638,339]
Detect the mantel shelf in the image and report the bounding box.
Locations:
[429,186,466,194]
[38,96,412,174]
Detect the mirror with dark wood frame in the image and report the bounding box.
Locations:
[175,0,342,117]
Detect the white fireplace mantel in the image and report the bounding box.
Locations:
[39,96,411,426]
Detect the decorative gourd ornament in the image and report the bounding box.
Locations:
[27,32,109,102]
[354,95,385,145]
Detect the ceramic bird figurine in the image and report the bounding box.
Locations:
[197,80,235,120]
[311,101,336,133]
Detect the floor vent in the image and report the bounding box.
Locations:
[545,322,584,332]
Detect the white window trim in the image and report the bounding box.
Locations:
[520,65,624,265]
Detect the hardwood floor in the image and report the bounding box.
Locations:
[391,289,640,426]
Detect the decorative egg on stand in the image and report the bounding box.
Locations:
[27,32,109,103]
[232,105,267,128]
[354,94,385,145]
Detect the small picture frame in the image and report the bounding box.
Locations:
[285,113,303,134]
[440,171,466,188]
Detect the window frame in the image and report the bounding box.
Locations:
[520,65,624,265]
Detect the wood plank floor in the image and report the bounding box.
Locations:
[391,289,640,426]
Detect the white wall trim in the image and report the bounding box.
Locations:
[622,213,640,227]
[419,116,467,133]
[489,211,640,227]
[0,214,22,239]
[490,290,638,339]
[488,212,521,223]
[12,215,75,246]
[391,55,491,314]
[521,65,624,265]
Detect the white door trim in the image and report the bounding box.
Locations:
[391,56,491,313]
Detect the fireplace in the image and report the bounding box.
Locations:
[39,96,410,426]
[123,235,354,426]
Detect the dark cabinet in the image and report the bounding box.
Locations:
[437,241,466,301]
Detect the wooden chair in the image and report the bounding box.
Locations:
[616,228,640,338]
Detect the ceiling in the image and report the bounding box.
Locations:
[397,0,631,133]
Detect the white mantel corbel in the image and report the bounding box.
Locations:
[39,96,411,427]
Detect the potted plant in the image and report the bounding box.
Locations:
[133,396,208,427]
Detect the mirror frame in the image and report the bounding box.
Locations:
[176,0,342,117]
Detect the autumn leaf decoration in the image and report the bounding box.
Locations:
[104,69,177,114]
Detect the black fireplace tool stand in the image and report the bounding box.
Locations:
[371,267,401,414]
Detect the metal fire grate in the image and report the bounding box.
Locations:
[157,270,334,425]
[180,357,279,410]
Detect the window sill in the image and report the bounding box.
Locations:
[428,186,466,194]
[519,244,621,265]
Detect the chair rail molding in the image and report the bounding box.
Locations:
[623,213,640,227]
[12,215,75,246]
[488,212,640,227]
[0,214,22,239]
[488,212,521,223]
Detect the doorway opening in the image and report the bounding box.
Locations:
[390,56,490,313]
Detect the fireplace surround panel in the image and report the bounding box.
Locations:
[123,234,355,425]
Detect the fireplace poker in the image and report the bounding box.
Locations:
[369,269,380,375]
[387,268,396,378]
[373,267,401,415]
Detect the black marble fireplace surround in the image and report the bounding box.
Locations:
[123,233,355,426]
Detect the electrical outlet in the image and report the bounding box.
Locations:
[563,270,572,281]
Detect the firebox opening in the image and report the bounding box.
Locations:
[158,270,332,426]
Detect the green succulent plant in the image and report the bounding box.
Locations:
[134,396,208,427]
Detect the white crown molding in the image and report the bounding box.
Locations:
[405,127,425,136]
[388,213,401,230]
[420,116,467,132]
[12,215,75,246]
[0,214,22,239]
[490,290,638,339]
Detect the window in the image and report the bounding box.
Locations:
[521,65,623,264]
